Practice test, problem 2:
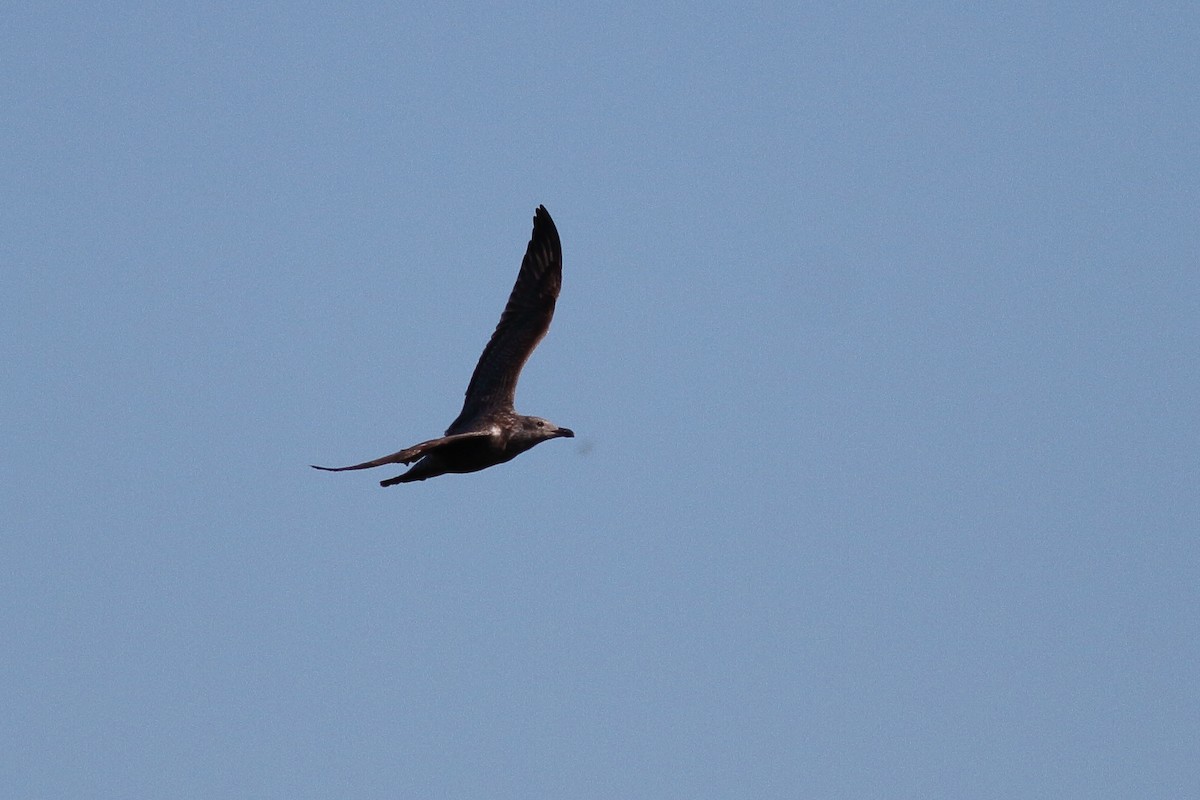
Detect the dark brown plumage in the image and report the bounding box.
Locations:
[312,205,573,486]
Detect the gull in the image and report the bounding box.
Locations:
[312,205,574,486]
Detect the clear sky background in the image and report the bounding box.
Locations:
[3,4,1197,798]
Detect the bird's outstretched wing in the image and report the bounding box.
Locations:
[449,205,562,430]
[311,430,491,472]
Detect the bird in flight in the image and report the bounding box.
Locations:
[312,205,574,486]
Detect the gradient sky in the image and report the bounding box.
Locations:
[3,4,1198,798]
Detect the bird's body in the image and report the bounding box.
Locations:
[313,206,573,486]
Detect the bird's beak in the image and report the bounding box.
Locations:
[557,427,575,438]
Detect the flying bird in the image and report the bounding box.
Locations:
[312,205,574,486]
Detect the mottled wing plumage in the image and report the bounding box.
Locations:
[450,205,562,430]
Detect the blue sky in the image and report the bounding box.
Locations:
[3,3,1197,798]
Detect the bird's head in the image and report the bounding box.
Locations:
[515,415,575,446]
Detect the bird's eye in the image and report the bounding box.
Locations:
[536,421,544,427]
